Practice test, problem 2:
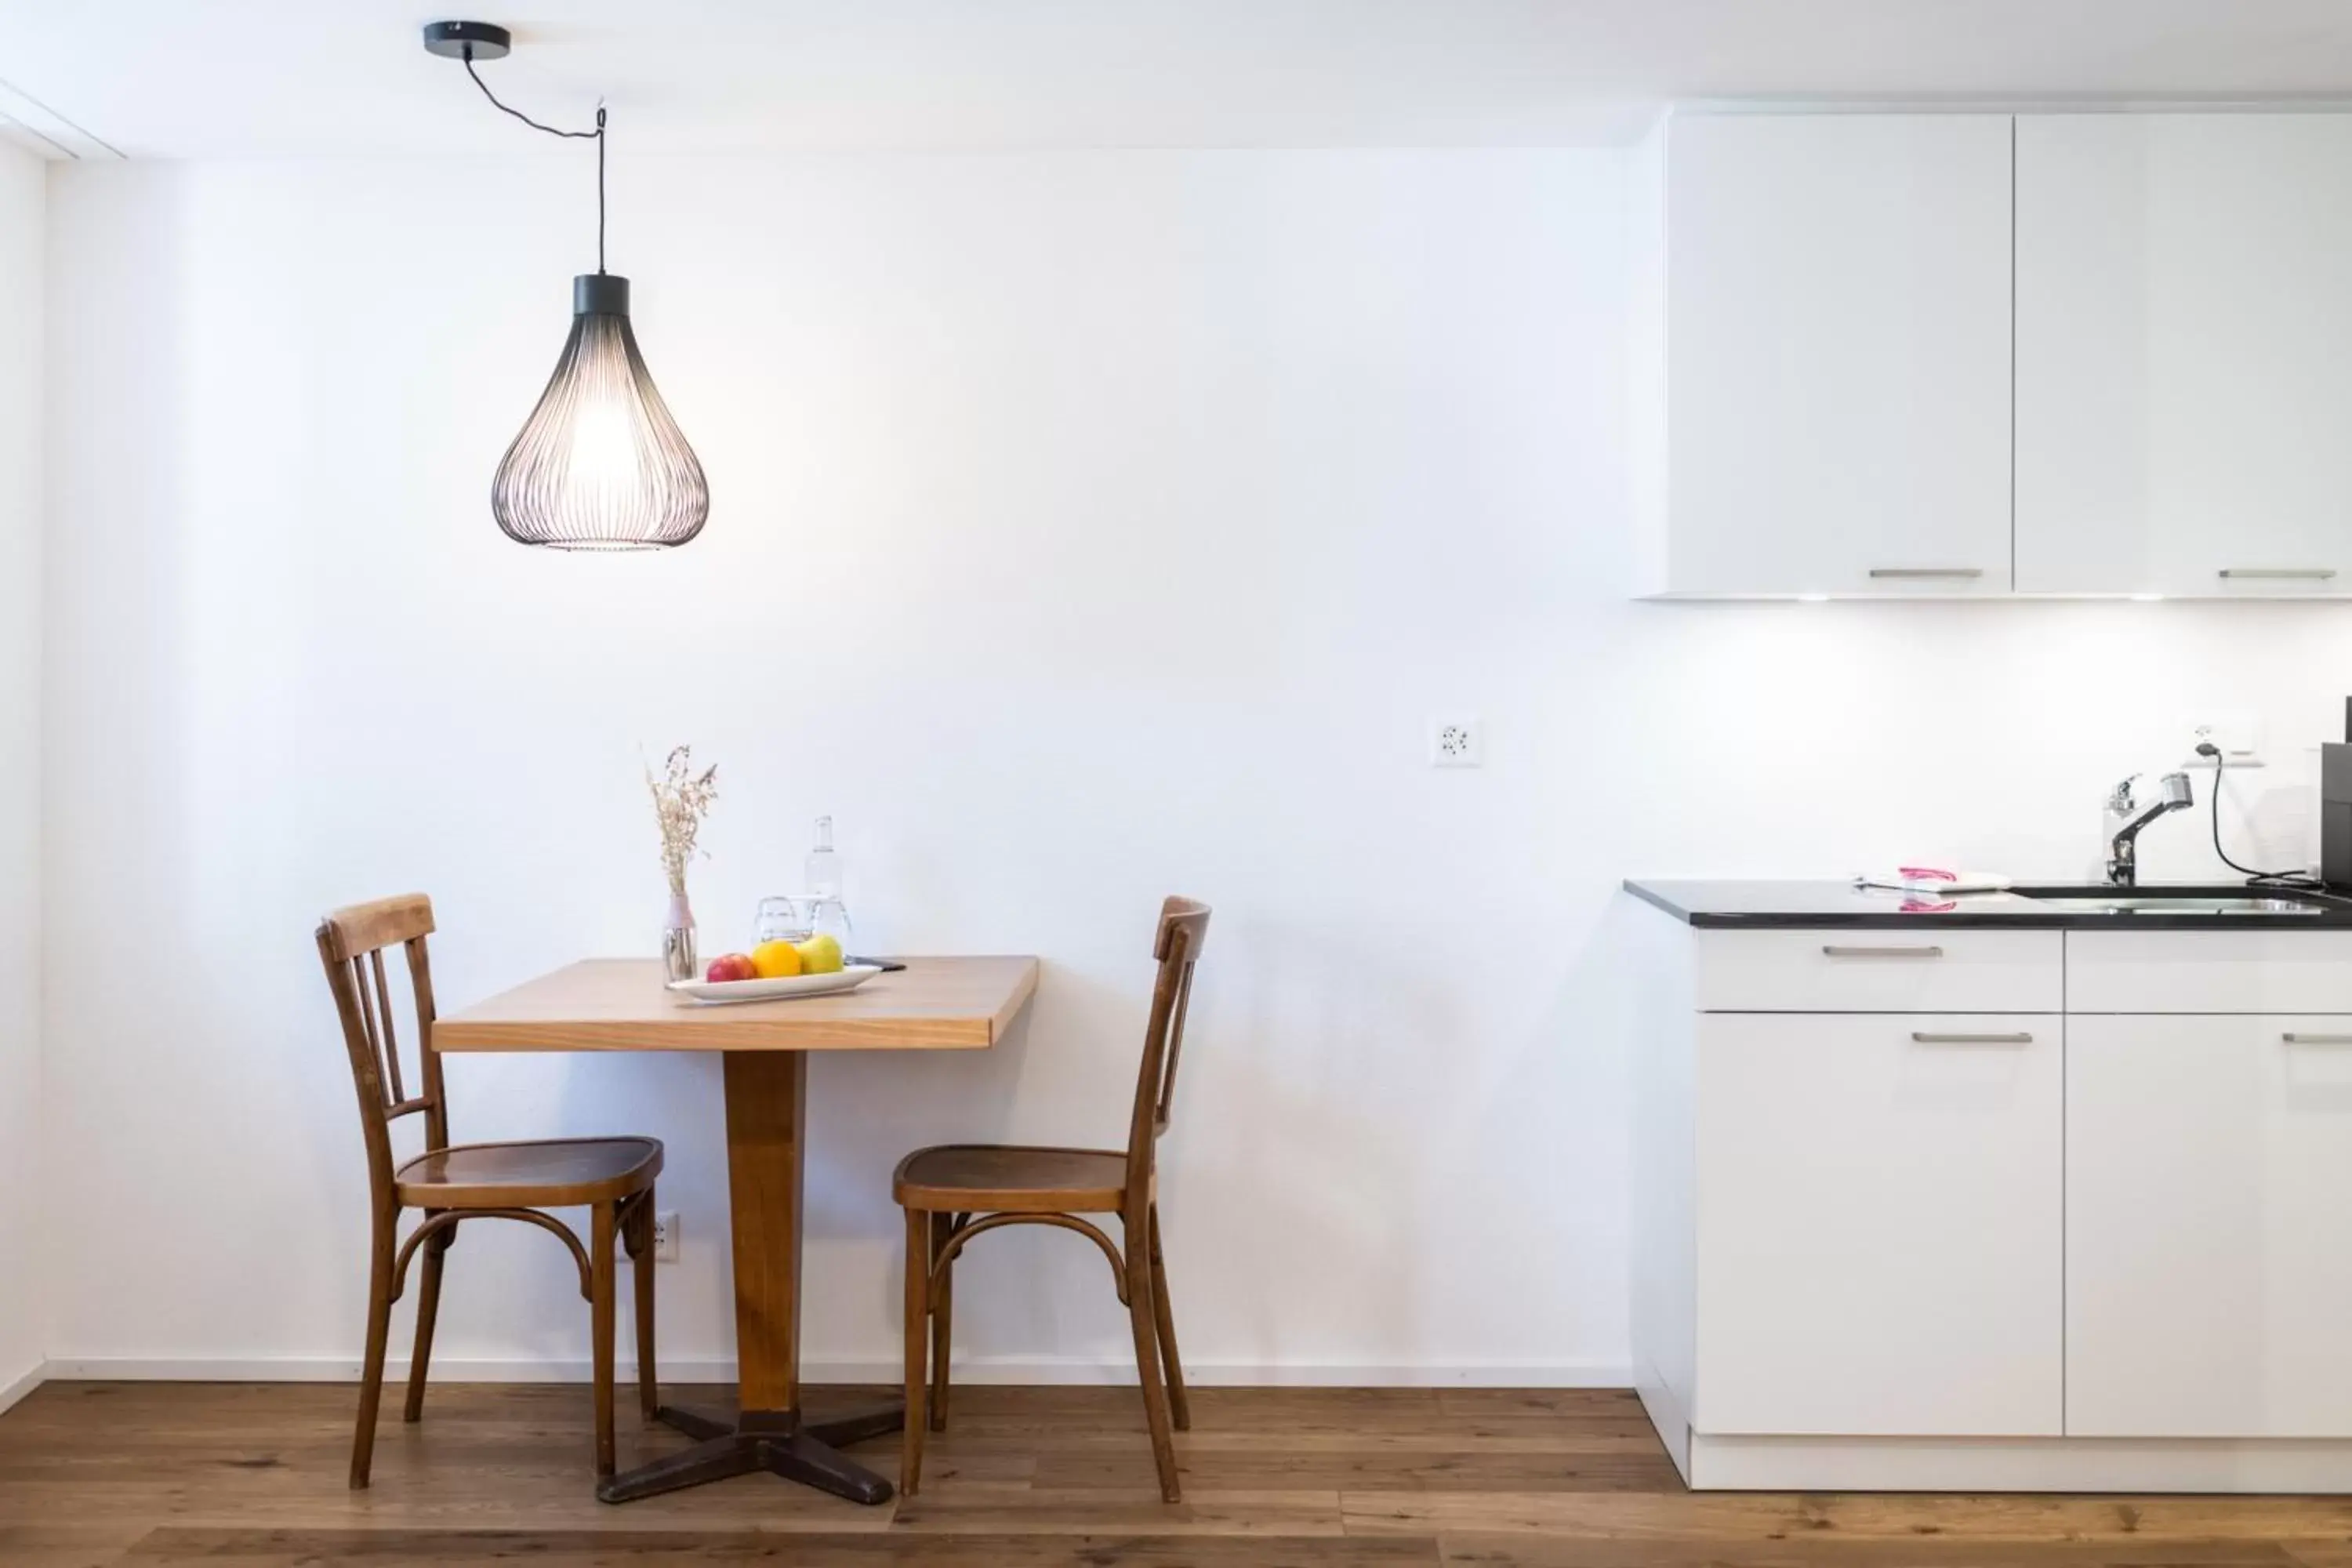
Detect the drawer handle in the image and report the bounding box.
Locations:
[1820,945,1945,958]
[1911,1031,2034,1045]
[2283,1033,2352,1045]
[2220,568,2336,581]
[1868,568,1983,579]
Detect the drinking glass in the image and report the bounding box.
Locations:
[753,895,814,946]
[808,894,854,949]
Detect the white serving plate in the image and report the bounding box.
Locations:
[666,964,884,1005]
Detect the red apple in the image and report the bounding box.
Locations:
[706,953,758,983]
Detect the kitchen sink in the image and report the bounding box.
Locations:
[2018,889,2336,916]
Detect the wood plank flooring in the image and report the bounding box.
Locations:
[1,1383,2347,1566]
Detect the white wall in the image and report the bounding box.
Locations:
[0,139,45,1408]
[38,147,2352,1385]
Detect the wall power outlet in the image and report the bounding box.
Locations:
[1431,717,1484,768]
[652,1210,681,1263]
[2189,714,2263,768]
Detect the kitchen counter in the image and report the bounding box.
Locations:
[1624,877,2352,930]
[1624,878,2352,1494]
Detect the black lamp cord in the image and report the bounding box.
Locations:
[2193,742,2320,889]
[463,49,608,274]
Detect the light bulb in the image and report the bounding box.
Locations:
[492,274,709,549]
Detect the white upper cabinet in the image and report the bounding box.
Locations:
[2016,114,2352,596]
[1645,114,2014,597]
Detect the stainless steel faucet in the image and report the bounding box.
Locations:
[2105,771,2194,887]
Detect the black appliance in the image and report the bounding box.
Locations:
[2323,699,2352,890]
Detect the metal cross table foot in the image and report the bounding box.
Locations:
[597,1401,904,1505]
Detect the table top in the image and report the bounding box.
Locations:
[434,956,1040,1053]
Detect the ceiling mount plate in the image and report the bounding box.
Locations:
[422,21,512,61]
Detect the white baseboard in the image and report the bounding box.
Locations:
[39,1355,1632,1388]
[1688,1432,2352,1494]
[0,1359,43,1415]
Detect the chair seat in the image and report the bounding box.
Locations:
[894,1144,1145,1214]
[394,1136,662,1209]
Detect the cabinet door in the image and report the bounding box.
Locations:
[2016,114,2352,596]
[1694,1014,2062,1435]
[2068,1015,2352,1436]
[1664,114,2013,596]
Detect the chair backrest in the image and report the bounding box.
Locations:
[1123,896,1210,1207]
[316,894,446,1213]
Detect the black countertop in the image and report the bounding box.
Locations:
[1624,878,2352,930]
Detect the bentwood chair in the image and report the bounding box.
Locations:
[894,895,1210,1502]
[317,894,664,1491]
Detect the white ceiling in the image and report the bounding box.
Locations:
[7,0,2352,160]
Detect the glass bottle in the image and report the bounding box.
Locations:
[807,816,842,901]
[804,817,854,948]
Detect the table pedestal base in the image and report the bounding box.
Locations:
[597,1401,904,1505]
[597,1052,906,1506]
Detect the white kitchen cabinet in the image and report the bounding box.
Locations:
[1694,1013,2063,1436]
[2016,114,2352,596]
[2068,1014,2352,1437]
[1646,114,2013,597]
[1629,892,2352,1489]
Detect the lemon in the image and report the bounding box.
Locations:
[751,940,804,979]
[793,934,844,975]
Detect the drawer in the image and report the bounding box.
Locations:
[2067,931,2352,1013]
[1693,928,2062,1013]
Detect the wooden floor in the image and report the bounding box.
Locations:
[4,1382,2352,1566]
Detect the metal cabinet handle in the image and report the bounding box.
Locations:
[2220,568,2336,581]
[1821,945,1945,958]
[2283,1033,2352,1044]
[1911,1032,2034,1044]
[1868,568,1984,579]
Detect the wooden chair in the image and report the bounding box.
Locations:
[894,895,1209,1502]
[317,894,664,1493]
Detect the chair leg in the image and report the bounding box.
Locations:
[900,1206,930,1497]
[927,1211,955,1432]
[626,1192,659,1420]
[591,1201,618,1479]
[402,1214,452,1424]
[1147,1203,1189,1432]
[350,1209,397,1490]
[1123,1212,1181,1503]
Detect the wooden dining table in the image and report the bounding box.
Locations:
[434,954,1040,1505]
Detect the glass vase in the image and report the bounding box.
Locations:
[661,889,698,982]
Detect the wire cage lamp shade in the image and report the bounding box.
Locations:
[493,273,709,550]
[423,21,710,549]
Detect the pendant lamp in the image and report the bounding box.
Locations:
[425,21,709,549]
